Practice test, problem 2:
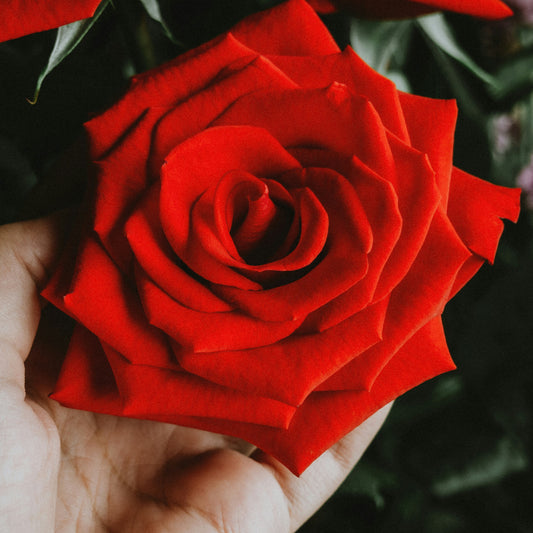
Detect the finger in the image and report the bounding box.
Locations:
[0,213,67,389]
[254,402,393,532]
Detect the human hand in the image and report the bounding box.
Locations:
[0,215,391,533]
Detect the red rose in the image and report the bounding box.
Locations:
[43,0,520,474]
[0,0,101,43]
[308,0,512,18]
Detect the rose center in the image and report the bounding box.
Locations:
[227,177,295,265]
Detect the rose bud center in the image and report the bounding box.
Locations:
[229,178,296,265]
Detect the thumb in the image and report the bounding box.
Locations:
[0,213,68,385]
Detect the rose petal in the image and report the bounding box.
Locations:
[308,0,513,19]
[186,171,329,275]
[50,324,125,415]
[166,316,455,476]
[85,33,259,160]
[160,126,302,289]
[318,208,470,391]
[270,47,410,142]
[399,92,458,208]
[213,84,395,179]
[136,266,305,353]
[447,167,521,298]
[0,0,101,43]
[247,316,456,475]
[125,186,233,313]
[103,343,296,428]
[293,150,401,331]
[212,167,372,321]
[176,297,387,406]
[373,133,441,300]
[52,325,296,429]
[92,108,165,271]
[62,236,177,369]
[447,167,521,263]
[231,0,340,55]
[147,54,298,179]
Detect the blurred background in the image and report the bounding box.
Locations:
[1,1,531,531]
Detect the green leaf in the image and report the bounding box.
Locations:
[416,13,497,87]
[29,0,110,104]
[418,32,485,122]
[490,53,533,101]
[340,461,397,509]
[431,436,529,497]
[350,18,414,77]
[138,0,180,45]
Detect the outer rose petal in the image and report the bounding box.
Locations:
[231,0,340,55]
[62,236,177,369]
[85,33,259,159]
[398,93,458,209]
[0,0,101,42]
[52,325,297,429]
[270,47,410,142]
[447,167,521,298]
[308,0,512,19]
[447,168,521,264]
[176,298,388,406]
[318,208,470,391]
[58,316,452,476]
[92,108,166,271]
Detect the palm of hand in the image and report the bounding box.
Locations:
[0,216,389,533]
[22,310,289,533]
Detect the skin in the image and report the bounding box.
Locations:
[0,214,391,533]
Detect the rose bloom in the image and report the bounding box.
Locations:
[43,0,520,474]
[308,0,512,18]
[0,0,101,43]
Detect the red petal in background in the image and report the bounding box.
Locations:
[308,0,512,19]
[0,0,101,43]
